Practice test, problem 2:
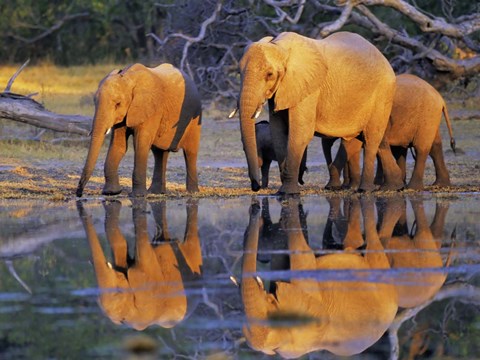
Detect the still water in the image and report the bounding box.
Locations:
[0,194,479,359]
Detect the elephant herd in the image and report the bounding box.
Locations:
[76,196,454,357]
[76,31,455,198]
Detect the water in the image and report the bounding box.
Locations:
[0,194,479,359]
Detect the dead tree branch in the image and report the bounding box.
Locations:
[0,63,91,137]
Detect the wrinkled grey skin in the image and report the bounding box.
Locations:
[255,120,307,188]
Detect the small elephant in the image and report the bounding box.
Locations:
[237,31,400,194]
[76,63,202,197]
[326,74,456,191]
[255,120,307,188]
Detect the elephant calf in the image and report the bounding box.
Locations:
[255,120,307,188]
[326,74,456,191]
[76,63,202,197]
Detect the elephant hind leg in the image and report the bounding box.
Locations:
[407,147,429,190]
[430,131,451,187]
[260,159,272,188]
[183,147,199,193]
[149,147,169,194]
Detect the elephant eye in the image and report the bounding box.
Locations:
[266,71,274,80]
[114,102,121,109]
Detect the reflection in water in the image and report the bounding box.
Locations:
[241,196,454,359]
[77,199,202,331]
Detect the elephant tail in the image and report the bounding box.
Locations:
[442,102,456,154]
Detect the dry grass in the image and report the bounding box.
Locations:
[0,63,479,201]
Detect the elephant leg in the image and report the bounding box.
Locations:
[149,147,169,194]
[103,127,129,195]
[344,139,362,190]
[183,147,199,193]
[182,120,201,193]
[430,201,449,245]
[374,154,383,186]
[280,111,314,195]
[392,146,407,185]
[150,200,171,243]
[322,137,335,166]
[343,197,364,250]
[378,140,404,191]
[430,131,451,187]
[131,133,151,197]
[325,139,344,190]
[268,100,288,183]
[298,147,308,185]
[261,159,272,188]
[407,147,429,190]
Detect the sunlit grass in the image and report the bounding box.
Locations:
[0,62,123,115]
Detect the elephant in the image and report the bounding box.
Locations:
[76,63,202,198]
[235,31,401,194]
[255,120,307,188]
[241,196,398,358]
[76,198,202,330]
[325,73,456,191]
[376,196,455,308]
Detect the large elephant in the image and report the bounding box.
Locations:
[76,63,202,197]
[255,120,307,188]
[241,197,398,358]
[326,74,456,191]
[236,31,400,194]
[76,199,202,330]
[376,197,455,308]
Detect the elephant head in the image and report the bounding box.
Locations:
[76,64,161,197]
[241,196,398,358]
[238,33,326,191]
[76,198,202,330]
[377,197,455,308]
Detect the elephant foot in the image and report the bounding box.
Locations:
[148,186,166,195]
[357,181,377,193]
[186,184,199,193]
[251,179,261,192]
[129,188,148,198]
[325,184,342,191]
[102,184,122,196]
[432,179,451,188]
[277,183,300,195]
[406,180,424,191]
[379,182,404,191]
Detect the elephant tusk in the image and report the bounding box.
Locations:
[107,261,113,269]
[253,107,262,120]
[228,107,238,119]
[229,275,239,287]
[105,128,112,135]
[255,276,264,289]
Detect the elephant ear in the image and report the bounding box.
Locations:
[273,32,327,111]
[125,67,159,128]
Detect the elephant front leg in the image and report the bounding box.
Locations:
[149,147,169,194]
[103,127,129,195]
[260,159,272,188]
[131,133,151,197]
[377,141,404,191]
[277,100,314,195]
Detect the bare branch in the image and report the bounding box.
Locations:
[320,1,354,37]
[4,59,30,92]
[354,0,480,38]
[263,0,307,24]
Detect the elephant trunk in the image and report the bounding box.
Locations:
[239,77,262,192]
[76,115,107,197]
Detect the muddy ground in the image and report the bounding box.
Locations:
[0,116,479,201]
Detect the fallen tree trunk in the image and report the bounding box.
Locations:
[0,92,91,136]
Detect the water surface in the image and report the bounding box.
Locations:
[0,194,479,359]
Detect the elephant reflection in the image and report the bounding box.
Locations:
[241,196,398,358]
[77,199,202,330]
[377,197,454,308]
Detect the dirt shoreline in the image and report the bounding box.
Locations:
[1,118,479,201]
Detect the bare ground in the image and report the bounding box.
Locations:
[0,117,479,201]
